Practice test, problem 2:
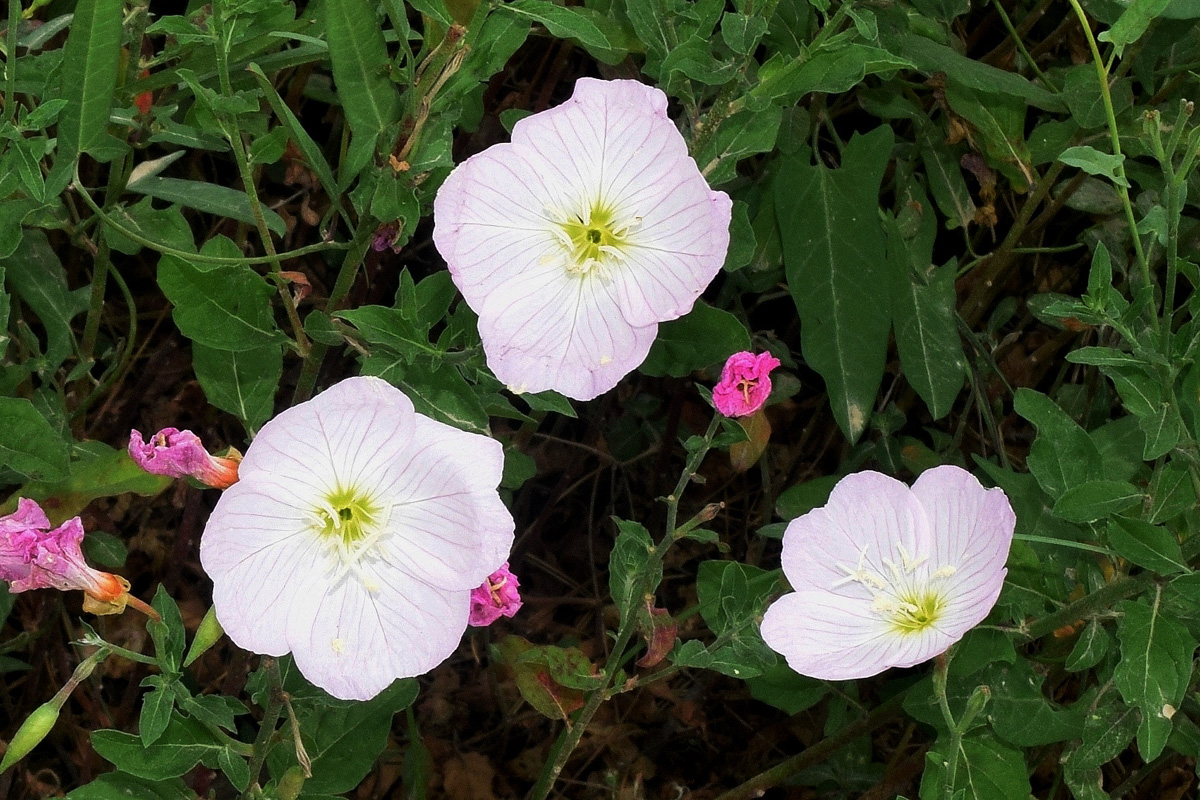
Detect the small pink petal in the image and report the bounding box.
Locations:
[468,563,523,627]
[129,428,240,488]
[712,351,781,417]
[0,500,127,604]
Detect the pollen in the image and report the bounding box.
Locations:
[556,200,637,275]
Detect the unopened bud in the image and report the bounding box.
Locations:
[959,684,992,731]
[0,702,60,773]
[276,765,308,800]
[183,605,224,667]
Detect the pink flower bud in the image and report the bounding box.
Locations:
[469,563,523,627]
[128,428,240,489]
[712,351,781,417]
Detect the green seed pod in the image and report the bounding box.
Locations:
[0,702,60,773]
[183,605,224,667]
[275,765,307,800]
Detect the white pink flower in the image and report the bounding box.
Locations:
[433,77,732,400]
[761,466,1014,680]
[199,376,514,701]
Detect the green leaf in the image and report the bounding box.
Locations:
[921,731,1031,800]
[149,586,187,674]
[723,200,756,271]
[778,127,894,442]
[775,474,838,520]
[0,397,69,481]
[7,441,171,523]
[1058,145,1129,188]
[1068,701,1140,769]
[886,188,964,418]
[1113,595,1197,759]
[721,12,769,53]
[1012,388,1103,498]
[693,561,781,679]
[608,519,658,624]
[752,44,913,105]
[500,0,612,53]
[1147,462,1196,524]
[64,774,193,800]
[266,678,418,794]
[91,713,224,780]
[943,82,1033,190]
[82,530,127,568]
[640,301,750,378]
[193,343,281,433]
[2,228,86,372]
[139,677,176,748]
[1065,620,1110,672]
[1107,516,1189,575]
[919,127,976,229]
[744,661,828,715]
[49,0,123,191]
[325,0,401,158]
[1052,480,1142,523]
[1097,0,1172,55]
[696,107,783,187]
[157,239,282,353]
[125,176,287,237]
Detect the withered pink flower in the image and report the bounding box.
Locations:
[128,427,240,489]
[712,351,781,417]
[469,562,523,627]
[0,498,153,618]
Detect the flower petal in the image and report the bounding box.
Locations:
[377,415,514,590]
[761,591,897,680]
[285,567,469,701]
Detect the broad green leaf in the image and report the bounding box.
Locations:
[921,731,1031,800]
[775,474,838,520]
[1139,400,1183,460]
[266,678,418,794]
[1147,462,1196,524]
[1066,620,1111,672]
[877,29,1062,111]
[721,12,769,53]
[944,82,1034,191]
[778,126,894,442]
[64,774,193,800]
[0,397,69,481]
[501,0,612,53]
[325,0,401,159]
[751,44,913,105]
[640,301,750,378]
[1107,516,1189,575]
[1068,701,1140,769]
[125,176,287,237]
[2,228,86,371]
[696,107,783,187]
[1097,0,1172,55]
[919,127,975,229]
[693,561,780,679]
[82,530,127,567]
[157,238,282,353]
[91,713,224,781]
[1052,480,1142,523]
[1059,145,1130,188]
[193,343,281,433]
[1114,596,1197,759]
[1012,388,1103,498]
[48,0,123,192]
[1062,66,1134,130]
[886,188,964,418]
[493,636,587,720]
[139,677,176,748]
[744,661,828,714]
[723,200,757,271]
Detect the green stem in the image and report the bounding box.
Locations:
[932,654,962,800]
[243,658,286,799]
[4,0,19,122]
[290,220,377,403]
[1065,0,1155,337]
[211,4,309,357]
[988,0,1057,92]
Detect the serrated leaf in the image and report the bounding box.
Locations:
[778,127,894,443]
[1059,146,1129,188]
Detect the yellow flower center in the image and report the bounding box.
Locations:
[880,589,945,634]
[556,201,635,275]
[313,486,383,548]
[833,542,955,636]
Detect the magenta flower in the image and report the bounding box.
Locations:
[468,562,522,626]
[0,498,152,617]
[434,78,732,401]
[761,466,1014,680]
[712,351,781,417]
[200,376,515,701]
[128,427,240,489]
